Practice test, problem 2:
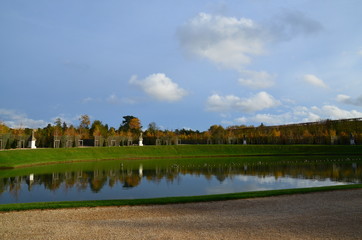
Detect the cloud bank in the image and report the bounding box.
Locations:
[235,105,362,126]
[178,11,323,90]
[129,73,188,102]
[0,108,48,128]
[337,94,362,107]
[206,91,280,113]
[178,12,267,70]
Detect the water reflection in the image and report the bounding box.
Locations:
[0,157,361,204]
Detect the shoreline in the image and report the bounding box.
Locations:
[1,184,361,212]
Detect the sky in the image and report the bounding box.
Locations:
[1,0,362,131]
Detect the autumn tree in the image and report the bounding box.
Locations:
[129,118,142,133]
[147,122,159,136]
[208,125,225,144]
[108,127,117,136]
[64,125,76,137]
[0,122,10,135]
[53,118,63,138]
[119,116,142,134]
[79,114,91,139]
[79,114,91,129]
[36,124,54,148]
[90,120,108,137]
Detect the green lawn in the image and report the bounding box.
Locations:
[1,145,361,168]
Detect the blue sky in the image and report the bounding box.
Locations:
[1,0,362,131]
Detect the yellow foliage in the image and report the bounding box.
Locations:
[0,122,10,135]
[129,118,141,131]
[329,129,336,137]
[303,130,312,137]
[272,129,281,137]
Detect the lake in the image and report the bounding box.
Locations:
[0,156,361,204]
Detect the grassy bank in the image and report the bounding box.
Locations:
[1,145,361,168]
[0,184,361,212]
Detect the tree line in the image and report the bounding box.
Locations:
[0,115,361,149]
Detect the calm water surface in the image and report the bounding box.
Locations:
[0,156,361,204]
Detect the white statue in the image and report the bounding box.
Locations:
[30,130,37,149]
[139,132,143,146]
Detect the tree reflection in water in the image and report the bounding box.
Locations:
[0,158,361,200]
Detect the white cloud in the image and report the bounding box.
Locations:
[233,105,362,126]
[235,112,294,126]
[178,11,322,70]
[251,110,320,125]
[336,94,362,107]
[336,94,351,103]
[235,117,247,124]
[178,12,267,70]
[206,91,280,113]
[206,94,239,112]
[253,114,287,125]
[238,70,275,89]
[0,109,48,129]
[302,74,328,88]
[129,73,187,102]
[178,11,322,90]
[357,49,362,56]
[313,105,362,119]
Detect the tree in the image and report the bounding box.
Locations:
[90,120,108,137]
[62,122,68,132]
[64,125,76,136]
[119,116,142,133]
[0,121,10,135]
[109,127,117,136]
[147,122,159,134]
[54,118,62,128]
[208,125,225,144]
[79,114,90,129]
[79,114,91,139]
[54,118,62,137]
[129,118,142,133]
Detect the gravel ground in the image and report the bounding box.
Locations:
[1,189,361,240]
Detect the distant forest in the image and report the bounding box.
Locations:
[0,115,361,149]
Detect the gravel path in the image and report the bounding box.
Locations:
[1,189,361,240]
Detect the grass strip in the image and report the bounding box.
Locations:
[1,184,361,212]
[1,145,361,168]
